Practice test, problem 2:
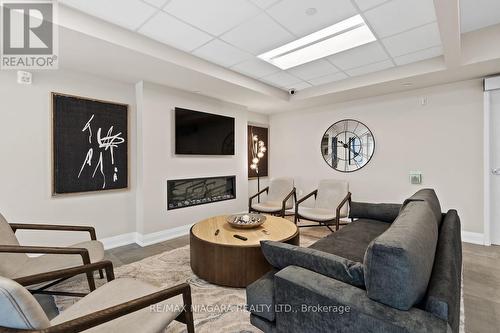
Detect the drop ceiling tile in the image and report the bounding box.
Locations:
[193,39,253,67]
[354,0,389,11]
[138,11,213,52]
[231,58,281,78]
[164,0,260,36]
[394,46,443,66]
[220,13,295,54]
[266,0,357,37]
[364,0,437,38]
[261,71,302,87]
[60,0,157,30]
[287,59,339,81]
[141,0,169,9]
[460,0,500,33]
[346,59,394,76]
[250,0,281,9]
[382,22,441,57]
[308,72,348,86]
[327,42,388,70]
[287,81,312,90]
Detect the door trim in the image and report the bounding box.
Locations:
[484,90,491,246]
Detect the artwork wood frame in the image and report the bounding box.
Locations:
[248,125,268,179]
[52,93,129,195]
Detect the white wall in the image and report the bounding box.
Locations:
[135,82,253,236]
[0,70,137,247]
[269,80,484,234]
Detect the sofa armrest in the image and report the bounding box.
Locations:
[349,201,402,223]
[261,241,364,287]
[274,266,449,333]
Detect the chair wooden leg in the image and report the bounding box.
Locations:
[183,287,195,333]
[86,271,96,291]
[99,269,104,279]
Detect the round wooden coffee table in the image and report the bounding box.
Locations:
[190,215,299,288]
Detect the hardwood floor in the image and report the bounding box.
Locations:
[102,227,500,333]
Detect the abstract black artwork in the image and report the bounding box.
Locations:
[52,93,128,194]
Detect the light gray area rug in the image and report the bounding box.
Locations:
[54,236,465,333]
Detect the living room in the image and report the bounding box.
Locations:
[0,0,498,332]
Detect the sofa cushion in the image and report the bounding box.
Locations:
[421,210,462,333]
[403,189,442,227]
[349,202,402,223]
[364,201,438,310]
[309,219,391,262]
[261,241,365,288]
[246,270,277,322]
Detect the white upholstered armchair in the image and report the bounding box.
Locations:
[0,276,194,333]
[294,179,351,232]
[249,177,296,218]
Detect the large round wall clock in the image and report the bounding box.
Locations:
[321,119,375,173]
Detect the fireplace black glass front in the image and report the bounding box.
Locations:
[167,175,236,210]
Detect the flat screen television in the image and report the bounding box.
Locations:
[175,107,235,155]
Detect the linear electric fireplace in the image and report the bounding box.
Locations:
[167,175,236,210]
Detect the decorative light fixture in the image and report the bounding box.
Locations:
[258,14,376,70]
[250,132,267,202]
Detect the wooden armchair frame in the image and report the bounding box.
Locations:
[1,223,112,297]
[295,191,352,232]
[0,280,195,333]
[249,187,297,218]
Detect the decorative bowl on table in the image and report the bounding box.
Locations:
[226,213,266,229]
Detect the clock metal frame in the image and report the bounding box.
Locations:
[320,119,375,173]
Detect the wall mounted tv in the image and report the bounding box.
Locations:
[175,107,235,155]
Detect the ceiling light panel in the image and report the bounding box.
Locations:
[363,0,437,38]
[258,15,376,70]
[267,0,357,37]
[164,0,260,36]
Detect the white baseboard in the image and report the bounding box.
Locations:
[461,231,486,245]
[101,232,138,250]
[100,224,193,250]
[135,224,193,247]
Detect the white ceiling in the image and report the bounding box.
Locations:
[460,0,500,33]
[60,0,448,92]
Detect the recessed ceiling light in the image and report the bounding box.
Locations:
[258,15,376,70]
[305,7,317,16]
[402,83,413,87]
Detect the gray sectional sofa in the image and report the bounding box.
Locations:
[246,189,462,333]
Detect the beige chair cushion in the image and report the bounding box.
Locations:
[0,276,50,330]
[251,202,282,213]
[51,278,184,333]
[256,177,294,211]
[297,207,336,222]
[315,179,349,217]
[12,240,104,279]
[0,213,30,277]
